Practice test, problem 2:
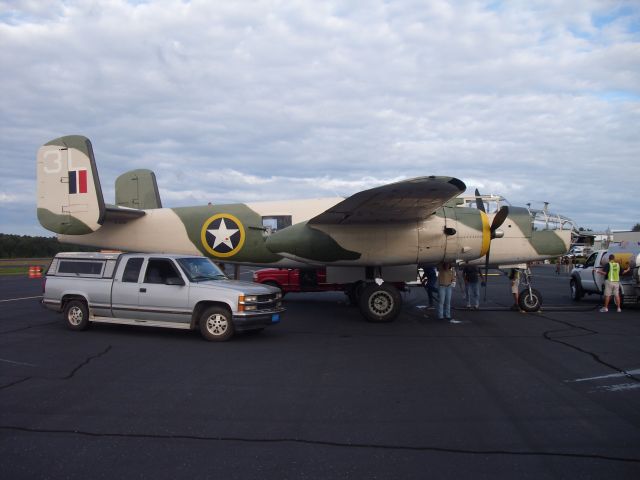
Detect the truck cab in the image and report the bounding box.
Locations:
[570,248,640,305]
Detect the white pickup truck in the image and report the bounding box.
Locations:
[42,252,284,341]
[569,248,640,306]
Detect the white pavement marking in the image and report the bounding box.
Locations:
[0,358,37,367]
[0,296,42,303]
[601,383,640,392]
[571,368,640,382]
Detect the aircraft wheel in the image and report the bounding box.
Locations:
[64,299,90,331]
[570,278,584,301]
[359,283,402,322]
[519,288,542,312]
[199,306,234,341]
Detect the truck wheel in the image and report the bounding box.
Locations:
[358,283,402,322]
[519,288,542,312]
[64,300,90,331]
[199,306,234,342]
[570,278,584,301]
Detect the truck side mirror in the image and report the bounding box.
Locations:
[166,277,185,286]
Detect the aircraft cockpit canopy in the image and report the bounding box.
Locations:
[458,194,511,214]
[529,208,575,232]
[458,194,575,232]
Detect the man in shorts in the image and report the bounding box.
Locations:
[597,254,628,313]
[508,269,522,311]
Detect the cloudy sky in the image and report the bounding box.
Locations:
[1,0,639,236]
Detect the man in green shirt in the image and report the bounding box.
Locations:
[597,254,629,313]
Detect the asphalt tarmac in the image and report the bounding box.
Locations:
[1,266,639,479]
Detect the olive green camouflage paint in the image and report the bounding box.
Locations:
[266,222,361,262]
[115,169,162,209]
[45,135,92,156]
[530,230,569,256]
[172,204,283,263]
[37,208,94,235]
[505,206,533,237]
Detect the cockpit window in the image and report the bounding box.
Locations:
[530,209,575,231]
[458,195,511,214]
[262,215,292,234]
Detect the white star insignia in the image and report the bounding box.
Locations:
[207,218,239,250]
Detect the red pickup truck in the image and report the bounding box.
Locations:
[253,268,407,297]
[252,268,346,294]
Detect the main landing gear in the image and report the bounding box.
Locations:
[516,267,543,312]
[346,280,403,323]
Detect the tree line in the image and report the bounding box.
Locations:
[0,233,92,258]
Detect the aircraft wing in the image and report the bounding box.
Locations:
[309,176,466,224]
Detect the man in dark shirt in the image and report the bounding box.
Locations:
[462,264,482,309]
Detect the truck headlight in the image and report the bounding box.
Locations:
[238,295,258,312]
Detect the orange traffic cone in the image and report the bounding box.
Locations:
[28,266,42,278]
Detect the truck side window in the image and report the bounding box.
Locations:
[122,258,144,283]
[144,259,181,284]
[58,260,104,276]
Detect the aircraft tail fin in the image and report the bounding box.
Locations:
[115,169,163,209]
[36,135,106,235]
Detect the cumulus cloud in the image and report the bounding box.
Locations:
[1,0,639,235]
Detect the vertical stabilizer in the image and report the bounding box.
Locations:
[37,135,105,234]
[115,169,163,209]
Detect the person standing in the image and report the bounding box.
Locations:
[597,254,629,313]
[437,262,457,322]
[508,269,522,311]
[462,264,482,310]
[419,265,439,308]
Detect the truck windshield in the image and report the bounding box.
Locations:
[177,258,228,282]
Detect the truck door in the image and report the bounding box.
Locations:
[111,257,144,318]
[593,254,605,293]
[581,252,602,293]
[136,258,191,324]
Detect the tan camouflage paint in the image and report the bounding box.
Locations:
[39,135,571,269]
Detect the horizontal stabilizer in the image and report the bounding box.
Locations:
[104,204,146,221]
[309,176,466,224]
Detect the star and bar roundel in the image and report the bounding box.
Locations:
[200,213,246,258]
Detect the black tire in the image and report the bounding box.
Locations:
[346,280,365,306]
[63,299,90,331]
[358,283,402,322]
[199,306,234,342]
[570,278,584,301]
[519,288,542,312]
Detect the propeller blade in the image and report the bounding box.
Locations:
[483,247,490,301]
[481,205,509,300]
[490,206,509,238]
[474,188,486,213]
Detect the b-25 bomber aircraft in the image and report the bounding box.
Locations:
[37,135,572,322]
